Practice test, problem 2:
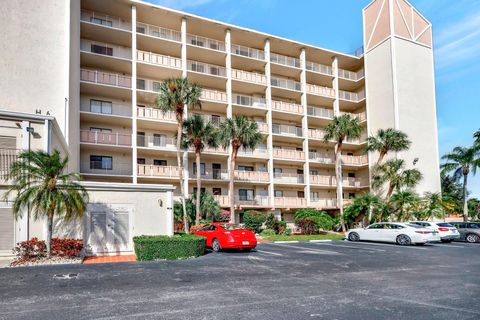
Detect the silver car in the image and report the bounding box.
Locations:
[450,222,480,243]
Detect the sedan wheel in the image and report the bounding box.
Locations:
[348,232,360,242]
[212,239,222,252]
[396,234,411,246]
[466,233,480,243]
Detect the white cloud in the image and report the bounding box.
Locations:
[149,0,216,10]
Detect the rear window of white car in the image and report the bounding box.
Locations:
[436,223,454,227]
[405,223,423,228]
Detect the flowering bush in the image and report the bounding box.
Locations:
[296,219,319,235]
[189,224,205,233]
[13,238,83,260]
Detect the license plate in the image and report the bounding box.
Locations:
[242,241,249,245]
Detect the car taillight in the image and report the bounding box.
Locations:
[438,227,449,232]
[224,231,231,234]
[415,231,431,234]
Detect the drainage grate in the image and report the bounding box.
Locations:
[53,273,78,280]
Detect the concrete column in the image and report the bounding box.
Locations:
[332,57,340,116]
[264,39,275,208]
[18,121,30,241]
[131,5,138,184]
[300,48,311,207]
[181,17,189,197]
[225,29,233,178]
[165,190,174,236]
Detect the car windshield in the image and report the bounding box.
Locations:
[219,224,244,230]
[405,223,423,228]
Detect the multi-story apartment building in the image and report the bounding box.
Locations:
[0,0,440,255]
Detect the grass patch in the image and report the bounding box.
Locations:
[261,234,344,241]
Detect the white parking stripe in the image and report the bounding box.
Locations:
[343,241,427,250]
[268,243,343,255]
[256,250,283,256]
[313,242,386,252]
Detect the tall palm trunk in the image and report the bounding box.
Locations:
[377,150,386,165]
[176,113,188,233]
[462,173,468,222]
[386,182,395,199]
[46,208,54,258]
[229,147,238,223]
[335,142,346,232]
[195,149,202,225]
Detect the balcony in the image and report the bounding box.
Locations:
[81,161,132,176]
[192,169,229,181]
[273,148,305,161]
[238,146,268,158]
[136,22,181,42]
[81,10,131,31]
[310,175,336,186]
[136,78,161,93]
[137,50,181,69]
[274,197,306,208]
[138,164,179,178]
[272,124,303,137]
[187,34,225,51]
[271,76,301,91]
[231,44,265,60]
[306,61,333,75]
[345,133,368,145]
[80,101,131,117]
[137,107,176,122]
[80,69,131,88]
[308,128,325,140]
[309,152,334,164]
[234,170,269,183]
[340,110,367,122]
[137,135,176,150]
[311,198,338,208]
[272,100,303,115]
[270,53,301,68]
[338,68,364,81]
[214,195,230,206]
[193,114,225,127]
[256,122,268,134]
[201,88,228,104]
[0,149,19,180]
[235,196,270,207]
[306,84,335,98]
[80,39,131,60]
[232,94,266,108]
[231,69,267,85]
[339,89,366,102]
[342,155,368,166]
[274,173,305,184]
[187,60,226,77]
[308,106,334,119]
[80,130,131,147]
[196,146,229,155]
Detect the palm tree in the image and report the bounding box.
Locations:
[389,190,420,221]
[182,114,219,224]
[219,115,263,223]
[344,193,383,226]
[415,192,449,221]
[5,150,88,257]
[366,128,411,165]
[372,158,422,199]
[155,78,202,233]
[323,114,362,232]
[441,146,480,222]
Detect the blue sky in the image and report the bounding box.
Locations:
[147,0,480,197]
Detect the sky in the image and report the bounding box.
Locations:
[147,0,480,197]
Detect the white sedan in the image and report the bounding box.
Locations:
[346,222,440,245]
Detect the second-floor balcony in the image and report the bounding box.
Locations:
[80,69,132,88]
[234,170,269,183]
[138,164,180,178]
[308,128,325,140]
[137,107,176,122]
[273,148,305,161]
[274,197,306,208]
[235,195,270,207]
[192,169,229,181]
[342,155,368,166]
[137,135,175,150]
[309,152,334,164]
[311,198,338,208]
[272,124,303,137]
[256,121,268,134]
[310,175,364,187]
[137,50,181,69]
[231,69,267,85]
[272,100,303,115]
[306,84,335,98]
[80,130,131,147]
[80,101,131,117]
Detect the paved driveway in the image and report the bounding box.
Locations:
[0,241,479,320]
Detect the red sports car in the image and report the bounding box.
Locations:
[194,223,257,252]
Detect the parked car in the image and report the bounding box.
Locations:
[450,222,480,243]
[346,222,439,245]
[194,223,257,252]
[408,221,460,242]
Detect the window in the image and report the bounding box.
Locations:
[468,223,480,229]
[297,191,305,198]
[91,44,113,56]
[273,168,282,178]
[348,172,355,178]
[238,165,254,172]
[211,115,221,126]
[152,81,161,92]
[91,17,112,27]
[310,170,318,176]
[386,224,405,229]
[193,187,206,194]
[90,99,112,114]
[192,163,206,175]
[137,79,146,90]
[90,155,112,170]
[136,26,146,34]
[212,188,222,195]
[349,193,355,199]
[153,134,166,147]
[310,192,319,200]
[137,132,145,147]
[137,158,146,165]
[239,189,255,201]
[367,224,385,229]
[212,164,222,179]
[347,152,354,156]
[90,127,112,133]
[154,160,167,166]
[274,190,283,197]
[191,62,205,73]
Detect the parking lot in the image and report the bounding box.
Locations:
[0,240,479,320]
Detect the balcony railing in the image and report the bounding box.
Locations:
[136,22,181,42]
[231,69,267,85]
[308,129,325,140]
[193,114,224,126]
[138,165,179,178]
[342,155,368,166]
[136,78,161,92]
[339,89,366,102]
[81,10,131,31]
[80,39,131,59]
[273,148,305,161]
[80,130,132,146]
[306,61,333,75]
[198,146,229,155]
[311,198,338,208]
[231,44,265,60]
[137,50,181,69]
[345,133,368,144]
[194,169,229,180]
[201,88,228,103]
[310,175,336,186]
[238,146,268,158]
[272,124,303,137]
[270,53,301,68]
[256,122,268,133]
[81,161,132,176]
[187,60,226,77]
[232,94,266,108]
[274,173,305,184]
[308,106,334,118]
[187,34,225,51]
[306,84,335,98]
[0,149,19,180]
[80,102,131,117]
[340,110,367,122]
[338,68,365,81]
[234,170,269,182]
[81,69,132,88]
[271,76,301,91]
[309,152,334,164]
[272,100,303,114]
[274,197,306,208]
[137,107,176,122]
[137,135,176,149]
[235,195,270,207]
[214,195,230,206]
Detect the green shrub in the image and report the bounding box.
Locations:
[294,209,335,231]
[265,213,276,230]
[243,210,267,234]
[133,234,206,261]
[261,229,276,236]
[283,228,292,236]
[296,218,319,235]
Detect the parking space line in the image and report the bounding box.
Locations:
[430,243,466,248]
[268,243,343,255]
[312,242,386,252]
[255,250,283,256]
[342,241,427,250]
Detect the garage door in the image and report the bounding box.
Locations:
[0,208,14,252]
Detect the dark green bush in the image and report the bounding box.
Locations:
[133,234,206,261]
[294,209,335,231]
[243,210,267,234]
[265,213,276,230]
[296,219,319,235]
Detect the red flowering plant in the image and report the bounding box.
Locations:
[13,238,83,262]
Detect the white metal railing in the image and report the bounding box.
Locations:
[193,169,229,180]
[81,10,131,31]
[311,198,338,208]
[306,84,336,98]
[136,78,161,92]
[307,106,334,118]
[136,22,181,42]
[80,69,132,88]
[231,44,265,60]
[256,121,268,133]
[231,69,267,85]
[272,124,303,137]
[308,129,325,140]
[201,88,228,103]
[80,39,131,59]
[274,197,307,208]
[271,100,303,114]
[0,149,19,180]
[137,107,176,122]
[310,175,336,186]
[271,76,301,91]
[306,61,333,75]
[339,89,366,102]
[137,50,181,69]
[270,53,301,68]
[138,165,180,178]
[137,135,176,149]
[235,195,270,206]
[238,145,268,158]
[338,68,365,81]
[273,148,305,161]
[187,34,225,51]
[187,60,227,77]
[81,161,132,176]
[80,101,131,117]
[274,173,305,184]
[234,170,269,182]
[80,130,132,146]
[309,152,334,164]
[232,94,266,108]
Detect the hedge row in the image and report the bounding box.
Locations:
[133,234,206,261]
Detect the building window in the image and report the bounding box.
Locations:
[153,134,166,147]
[212,188,222,195]
[239,189,255,201]
[90,99,112,114]
[137,132,145,147]
[273,168,282,178]
[298,191,305,198]
[274,190,283,197]
[154,160,167,166]
[193,187,206,194]
[90,127,112,133]
[90,155,112,170]
[136,26,146,34]
[91,44,113,56]
[349,193,355,199]
[310,169,318,176]
[91,17,112,27]
[238,165,254,172]
[137,158,146,165]
[192,163,206,175]
[137,79,146,90]
[310,192,319,200]
[348,172,356,178]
